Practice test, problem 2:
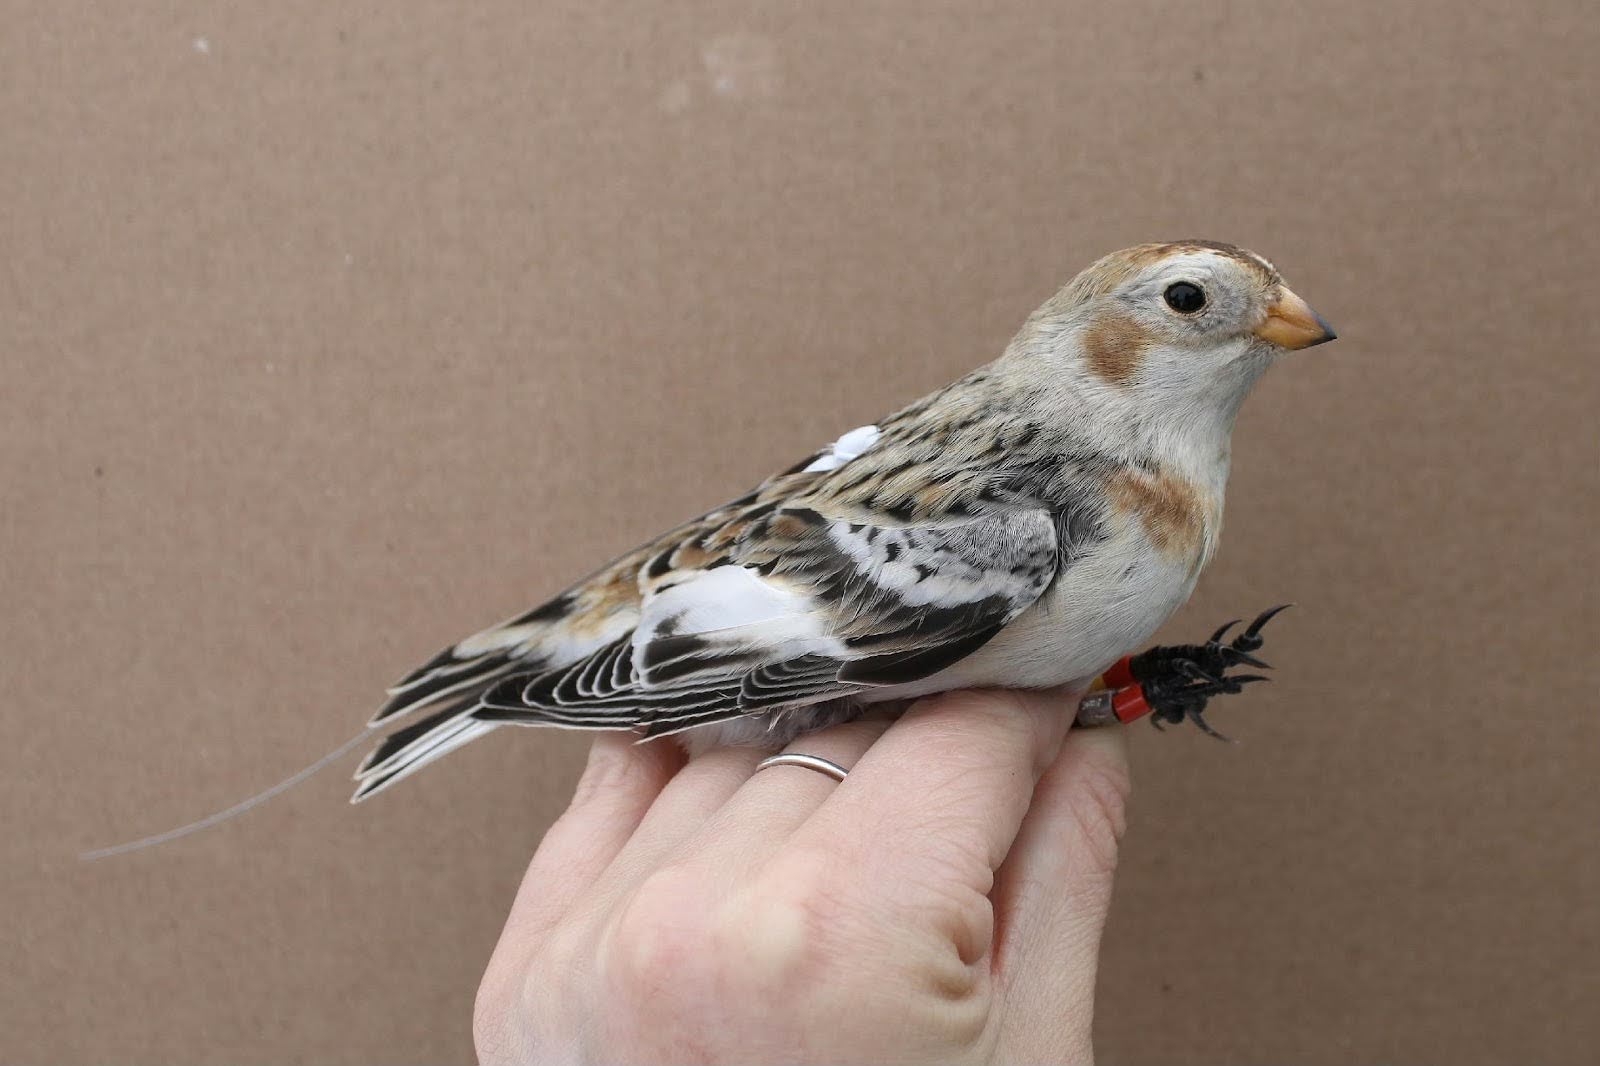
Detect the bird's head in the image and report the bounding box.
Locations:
[1015,241,1335,424]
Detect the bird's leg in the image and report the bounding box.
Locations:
[1073,605,1289,736]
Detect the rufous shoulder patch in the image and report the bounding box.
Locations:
[1106,466,1214,568]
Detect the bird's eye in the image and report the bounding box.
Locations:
[1163,282,1206,314]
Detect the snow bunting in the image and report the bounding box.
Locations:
[353,240,1333,802]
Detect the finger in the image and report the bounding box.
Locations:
[586,741,767,901]
[795,686,1077,917]
[487,733,684,967]
[991,724,1130,1030]
[681,715,893,873]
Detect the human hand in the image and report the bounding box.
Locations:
[474,687,1131,1065]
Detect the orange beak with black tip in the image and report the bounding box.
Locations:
[1253,286,1336,350]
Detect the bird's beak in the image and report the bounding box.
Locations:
[1252,286,1337,350]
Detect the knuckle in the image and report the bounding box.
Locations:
[934,993,996,1052]
[947,883,996,965]
[748,845,991,992]
[602,865,716,1003]
[602,852,867,1027]
[724,847,849,982]
[908,875,995,967]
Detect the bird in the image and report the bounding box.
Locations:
[351,240,1334,803]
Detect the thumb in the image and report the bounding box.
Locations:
[989,724,1132,1056]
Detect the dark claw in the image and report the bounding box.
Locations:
[1231,650,1272,670]
[1187,709,1232,742]
[1207,618,1242,645]
[1235,603,1292,651]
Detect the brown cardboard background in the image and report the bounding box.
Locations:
[4,1,1597,1061]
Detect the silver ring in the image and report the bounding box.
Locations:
[755,752,849,782]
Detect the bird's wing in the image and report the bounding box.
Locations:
[367,425,887,729]
[354,410,1101,799]
[471,501,1060,737]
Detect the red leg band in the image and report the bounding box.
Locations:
[1102,656,1136,690]
[1111,683,1152,723]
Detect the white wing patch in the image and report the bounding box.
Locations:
[802,424,880,472]
[630,563,851,688]
[630,563,851,672]
[640,566,809,638]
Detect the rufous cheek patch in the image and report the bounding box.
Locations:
[1082,312,1151,386]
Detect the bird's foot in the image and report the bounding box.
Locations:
[1075,605,1289,736]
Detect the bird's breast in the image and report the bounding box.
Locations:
[1104,465,1220,576]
